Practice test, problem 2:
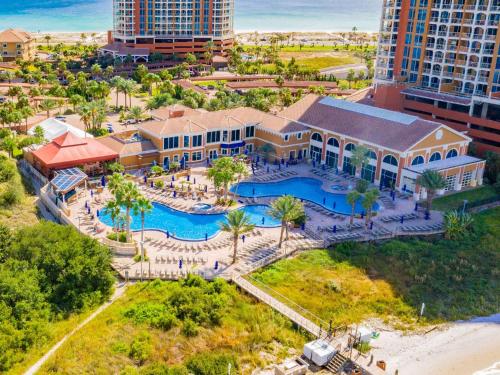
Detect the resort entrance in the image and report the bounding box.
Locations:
[343,156,356,175]
[381,169,397,189]
[361,164,376,182]
[310,145,322,163]
[325,151,339,168]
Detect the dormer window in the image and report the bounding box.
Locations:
[284,134,290,142]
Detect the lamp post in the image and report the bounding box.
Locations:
[462,199,468,214]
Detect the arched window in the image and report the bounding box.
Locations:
[327,137,339,147]
[430,152,442,162]
[311,133,323,142]
[345,143,356,152]
[412,156,425,166]
[383,154,398,166]
[367,150,377,160]
[446,149,458,159]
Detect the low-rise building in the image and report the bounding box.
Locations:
[0,29,33,61]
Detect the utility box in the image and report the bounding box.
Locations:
[303,339,336,366]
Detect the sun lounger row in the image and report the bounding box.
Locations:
[253,170,298,182]
[328,232,364,242]
[401,223,443,232]
[380,212,419,222]
[155,255,208,264]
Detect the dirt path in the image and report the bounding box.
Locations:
[24,282,127,375]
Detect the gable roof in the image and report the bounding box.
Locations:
[279,95,448,152]
[0,29,32,43]
[28,118,93,141]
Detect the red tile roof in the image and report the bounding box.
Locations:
[279,95,443,152]
[32,132,118,169]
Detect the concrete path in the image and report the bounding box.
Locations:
[320,63,367,79]
[24,282,127,375]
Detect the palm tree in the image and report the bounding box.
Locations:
[417,170,446,214]
[110,76,125,109]
[103,199,121,233]
[128,106,144,123]
[220,210,255,264]
[123,79,136,109]
[44,35,51,47]
[39,99,57,118]
[268,195,305,248]
[350,145,369,177]
[361,189,379,226]
[141,73,161,95]
[108,172,125,195]
[346,190,362,226]
[115,181,140,242]
[133,195,153,246]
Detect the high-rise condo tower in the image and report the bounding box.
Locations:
[373,0,500,154]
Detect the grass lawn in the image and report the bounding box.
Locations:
[293,56,358,70]
[251,207,500,330]
[432,185,499,211]
[36,278,308,374]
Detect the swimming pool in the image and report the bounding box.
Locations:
[99,203,279,241]
[233,177,378,215]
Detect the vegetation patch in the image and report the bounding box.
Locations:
[432,185,499,211]
[251,208,500,329]
[38,276,308,374]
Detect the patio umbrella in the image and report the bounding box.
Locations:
[91,190,94,197]
[150,181,153,188]
[143,175,147,184]
[414,203,419,211]
[425,211,430,220]
[313,160,316,168]
[252,188,255,196]
[323,197,326,205]
[251,164,255,174]
[274,159,278,165]
[361,211,365,219]
[173,191,177,198]
[172,175,175,181]
[400,216,404,224]
[214,261,219,270]
[85,201,88,209]
[267,166,270,173]
[322,164,326,170]
[87,207,91,215]
[300,223,305,230]
[281,158,284,165]
[187,175,190,182]
[179,259,183,269]
[166,231,170,238]
[170,182,173,188]
[96,209,100,217]
[206,158,209,166]
[205,185,208,193]
[241,235,245,243]
[278,164,281,170]
[244,149,248,155]
[370,222,374,230]
[180,158,186,169]
[101,175,106,187]
[261,217,265,225]
[205,233,208,241]
[333,202,336,209]
[193,178,196,184]
[333,225,337,233]
[257,156,260,163]
[392,192,396,201]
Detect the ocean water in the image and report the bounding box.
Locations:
[0,0,383,33]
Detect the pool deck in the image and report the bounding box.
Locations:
[58,161,443,281]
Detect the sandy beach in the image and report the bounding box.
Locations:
[368,314,500,375]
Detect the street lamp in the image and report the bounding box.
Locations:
[462,199,468,214]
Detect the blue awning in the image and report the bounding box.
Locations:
[221,141,246,149]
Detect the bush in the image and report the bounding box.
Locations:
[108,231,128,243]
[129,332,152,365]
[186,352,238,375]
[154,180,164,189]
[0,160,16,182]
[182,318,199,337]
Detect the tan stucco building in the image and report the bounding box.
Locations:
[0,29,33,61]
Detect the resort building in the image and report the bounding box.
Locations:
[90,95,484,199]
[101,0,234,60]
[0,29,34,61]
[373,0,500,154]
[27,132,118,177]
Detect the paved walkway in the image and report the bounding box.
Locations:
[24,282,127,375]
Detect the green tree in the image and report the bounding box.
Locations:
[350,145,369,177]
[361,188,379,226]
[133,195,153,249]
[268,195,305,248]
[417,170,446,214]
[444,210,474,240]
[219,210,255,264]
[38,99,57,118]
[128,106,144,123]
[346,190,362,226]
[207,157,246,203]
[103,199,121,233]
[141,73,161,95]
[116,181,140,242]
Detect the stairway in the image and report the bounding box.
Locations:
[326,352,349,374]
[379,196,396,210]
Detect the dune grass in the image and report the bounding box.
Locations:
[36,278,309,374]
[251,208,500,330]
[432,185,499,212]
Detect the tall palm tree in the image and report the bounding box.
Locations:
[38,99,57,118]
[268,195,305,248]
[346,190,361,226]
[133,195,153,246]
[220,210,255,264]
[141,73,161,95]
[361,189,379,226]
[350,145,369,177]
[128,106,144,123]
[107,172,125,195]
[416,169,446,214]
[110,76,124,108]
[103,199,121,233]
[116,181,140,242]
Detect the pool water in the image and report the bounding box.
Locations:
[233,177,378,215]
[193,203,213,211]
[99,203,279,241]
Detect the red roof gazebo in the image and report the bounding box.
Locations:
[32,132,118,177]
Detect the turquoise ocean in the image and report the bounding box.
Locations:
[0,0,383,33]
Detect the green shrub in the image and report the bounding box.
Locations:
[186,352,238,375]
[0,161,16,182]
[108,232,128,243]
[181,318,199,337]
[129,332,152,365]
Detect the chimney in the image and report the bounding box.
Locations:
[169,110,185,118]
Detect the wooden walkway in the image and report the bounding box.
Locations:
[232,275,324,337]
